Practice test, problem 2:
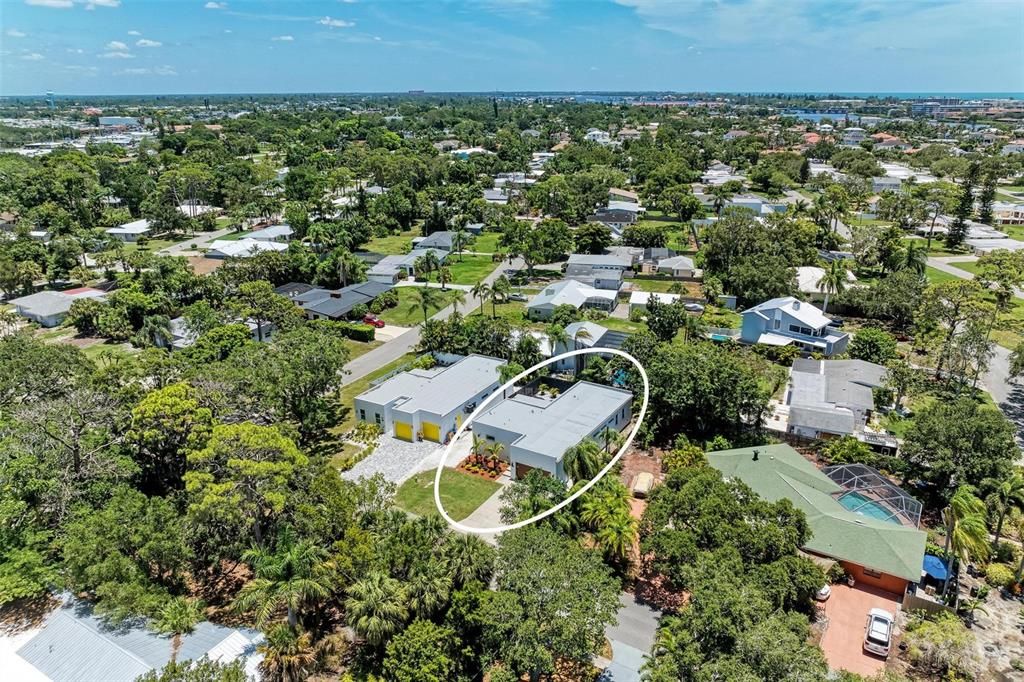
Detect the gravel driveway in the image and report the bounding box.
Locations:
[342,435,438,485]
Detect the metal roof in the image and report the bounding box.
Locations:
[17,600,262,682]
[474,381,632,464]
[527,280,616,311]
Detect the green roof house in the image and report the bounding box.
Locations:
[706,443,926,595]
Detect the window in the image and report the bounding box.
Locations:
[774,318,781,330]
[359,409,366,421]
[486,435,495,441]
[863,568,882,579]
[374,413,382,425]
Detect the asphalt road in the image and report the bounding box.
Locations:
[340,256,524,386]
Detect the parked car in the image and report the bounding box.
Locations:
[863,608,894,657]
[508,292,528,302]
[684,303,705,312]
[363,314,385,328]
[829,317,846,328]
[815,584,832,602]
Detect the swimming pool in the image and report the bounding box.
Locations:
[838,491,900,524]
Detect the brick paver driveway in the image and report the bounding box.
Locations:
[820,583,902,676]
[342,435,437,485]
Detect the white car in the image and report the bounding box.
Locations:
[863,608,895,657]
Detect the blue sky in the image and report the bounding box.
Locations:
[1,0,1022,96]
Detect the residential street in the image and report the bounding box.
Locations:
[340,256,524,386]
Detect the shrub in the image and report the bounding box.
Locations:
[706,435,731,452]
[339,322,375,342]
[904,611,978,678]
[350,303,369,320]
[411,354,437,370]
[984,563,1016,589]
[352,421,382,445]
[629,308,646,323]
[662,444,706,473]
[849,327,898,365]
[821,436,876,465]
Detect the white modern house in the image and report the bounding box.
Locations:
[106,218,151,242]
[628,290,681,314]
[354,355,505,443]
[473,381,633,481]
[526,280,618,320]
[740,296,849,356]
[584,128,612,145]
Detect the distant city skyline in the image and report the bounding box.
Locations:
[1,0,1022,96]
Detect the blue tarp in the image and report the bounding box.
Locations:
[922,554,949,580]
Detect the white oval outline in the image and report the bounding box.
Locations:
[433,347,650,534]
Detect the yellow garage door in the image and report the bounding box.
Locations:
[394,421,413,441]
[421,422,441,442]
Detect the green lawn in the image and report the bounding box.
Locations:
[626,277,702,295]
[924,266,960,285]
[365,228,418,255]
[440,255,499,285]
[377,287,461,326]
[394,469,501,521]
[598,316,646,334]
[211,229,254,242]
[79,341,137,361]
[944,260,981,276]
[342,338,383,361]
[472,232,501,253]
[483,300,533,326]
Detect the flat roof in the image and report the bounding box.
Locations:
[474,381,632,463]
[357,354,505,417]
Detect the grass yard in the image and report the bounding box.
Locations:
[210,229,254,242]
[377,286,461,327]
[943,260,981,276]
[79,341,137,362]
[394,469,501,521]
[365,228,417,255]
[626,277,702,295]
[598,316,646,334]
[924,266,961,285]
[441,255,499,285]
[471,232,501,253]
[342,338,383,361]
[481,300,533,326]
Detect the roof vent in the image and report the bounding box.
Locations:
[752,449,760,461]
[793,300,800,309]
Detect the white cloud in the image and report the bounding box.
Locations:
[136,39,162,47]
[21,52,45,60]
[100,51,134,58]
[25,0,74,7]
[204,1,226,8]
[117,67,150,75]
[154,65,177,75]
[116,64,178,76]
[339,0,357,3]
[271,35,294,41]
[6,29,27,38]
[318,16,354,28]
[66,47,84,53]
[106,40,128,50]
[127,30,141,36]
[224,29,232,33]
[88,0,120,7]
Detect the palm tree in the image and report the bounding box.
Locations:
[598,426,625,454]
[437,266,452,291]
[680,313,707,343]
[470,280,491,316]
[595,510,638,566]
[420,250,441,280]
[406,286,443,326]
[233,531,331,631]
[138,315,173,348]
[452,228,470,262]
[563,439,605,483]
[941,486,989,597]
[441,533,495,588]
[983,472,1024,548]
[258,623,317,682]
[708,185,735,217]
[486,441,505,465]
[816,260,848,314]
[471,434,486,457]
[448,288,466,314]
[490,275,511,317]
[899,241,928,276]
[546,324,571,356]
[571,324,592,376]
[335,249,365,288]
[405,565,451,620]
[345,571,408,648]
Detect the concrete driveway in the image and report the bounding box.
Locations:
[598,592,660,682]
[341,435,437,485]
[819,583,901,677]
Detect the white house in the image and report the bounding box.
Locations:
[526,280,618,320]
[106,218,151,242]
[247,224,293,242]
[740,296,849,356]
[872,176,903,193]
[354,354,505,443]
[795,266,857,302]
[584,128,611,145]
[206,238,288,259]
[9,287,107,327]
[656,255,696,278]
[628,290,680,314]
[1001,140,1024,156]
[785,358,888,440]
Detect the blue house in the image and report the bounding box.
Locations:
[740,296,850,356]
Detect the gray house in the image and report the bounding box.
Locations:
[526,280,617,320]
[740,296,849,356]
[786,358,888,440]
[9,288,107,327]
[354,354,505,443]
[276,281,393,320]
[473,381,633,481]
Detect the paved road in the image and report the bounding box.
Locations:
[158,227,234,257]
[925,257,1024,453]
[340,257,524,386]
[598,593,661,682]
